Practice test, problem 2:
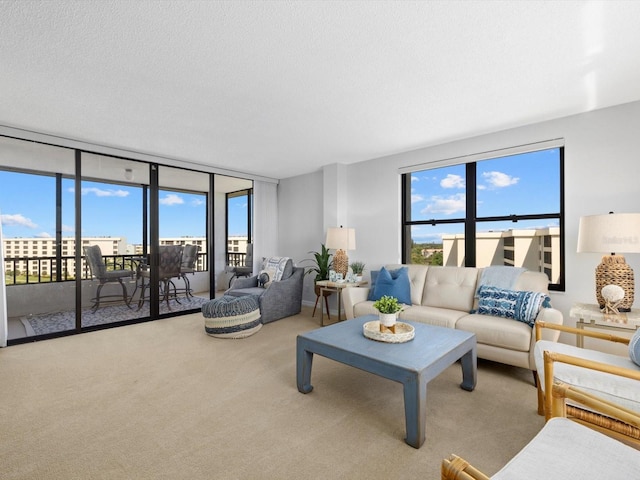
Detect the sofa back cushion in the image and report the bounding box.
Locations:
[422,266,479,312]
[385,264,429,306]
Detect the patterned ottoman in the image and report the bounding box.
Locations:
[202,295,262,339]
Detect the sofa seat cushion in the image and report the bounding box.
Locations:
[535,340,640,414]
[353,300,379,318]
[399,305,467,329]
[456,313,532,352]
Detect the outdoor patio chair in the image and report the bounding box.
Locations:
[137,245,184,310]
[441,382,640,479]
[84,245,135,312]
[534,321,640,447]
[178,244,199,298]
[228,243,253,287]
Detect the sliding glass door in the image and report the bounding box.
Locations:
[0,134,254,344]
[79,153,148,328]
[153,165,209,315]
[0,136,75,339]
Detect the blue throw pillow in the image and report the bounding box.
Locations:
[629,328,640,367]
[476,285,550,327]
[367,267,403,301]
[369,267,411,305]
[367,269,380,301]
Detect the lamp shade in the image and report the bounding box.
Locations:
[325,227,356,251]
[577,213,640,254]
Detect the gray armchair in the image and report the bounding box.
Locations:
[225,259,304,323]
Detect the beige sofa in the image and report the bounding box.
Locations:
[342,264,563,373]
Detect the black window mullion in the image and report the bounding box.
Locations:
[465,162,476,267]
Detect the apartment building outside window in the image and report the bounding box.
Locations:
[402,144,564,290]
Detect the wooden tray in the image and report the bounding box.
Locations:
[363,320,415,343]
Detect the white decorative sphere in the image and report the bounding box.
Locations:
[601,284,625,302]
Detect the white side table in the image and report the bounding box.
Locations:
[315,280,365,326]
[569,302,640,347]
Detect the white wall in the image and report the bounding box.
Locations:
[279,170,325,304]
[281,100,640,329]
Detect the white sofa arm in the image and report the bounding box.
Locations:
[342,287,370,319]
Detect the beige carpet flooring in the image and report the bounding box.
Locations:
[0,307,544,479]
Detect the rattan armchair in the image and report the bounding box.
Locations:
[534,321,640,447]
[441,383,640,479]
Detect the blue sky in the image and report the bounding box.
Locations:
[410,149,560,244]
[0,172,248,244]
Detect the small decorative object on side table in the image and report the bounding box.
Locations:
[569,302,640,348]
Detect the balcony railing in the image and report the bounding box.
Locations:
[226,252,247,268]
[3,253,208,285]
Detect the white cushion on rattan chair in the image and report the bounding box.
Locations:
[535,340,640,413]
[492,417,640,479]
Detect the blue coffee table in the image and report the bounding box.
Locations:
[296,315,477,448]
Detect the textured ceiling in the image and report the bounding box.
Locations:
[2,1,640,180]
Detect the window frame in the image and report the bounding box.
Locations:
[402,146,565,291]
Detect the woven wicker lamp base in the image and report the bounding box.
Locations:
[595,255,635,312]
[333,249,349,278]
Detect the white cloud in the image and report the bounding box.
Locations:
[191,199,205,206]
[482,171,519,188]
[411,175,419,183]
[80,187,129,197]
[62,224,74,232]
[421,193,466,215]
[440,174,465,189]
[0,213,37,228]
[35,232,52,238]
[411,194,424,204]
[160,193,184,206]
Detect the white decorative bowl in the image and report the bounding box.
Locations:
[363,320,415,343]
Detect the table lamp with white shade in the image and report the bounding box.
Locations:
[325,226,356,279]
[577,212,640,312]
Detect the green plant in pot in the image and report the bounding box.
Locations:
[304,244,334,303]
[373,295,403,332]
[349,260,365,279]
[305,244,333,282]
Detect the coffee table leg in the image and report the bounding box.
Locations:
[296,339,314,394]
[459,347,477,392]
[402,373,427,448]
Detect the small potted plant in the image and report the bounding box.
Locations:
[349,260,365,282]
[372,295,403,333]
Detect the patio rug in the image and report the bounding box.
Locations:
[21,296,210,336]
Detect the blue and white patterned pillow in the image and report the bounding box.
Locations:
[259,257,293,287]
[629,328,640,367]
[475,285,551,327]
